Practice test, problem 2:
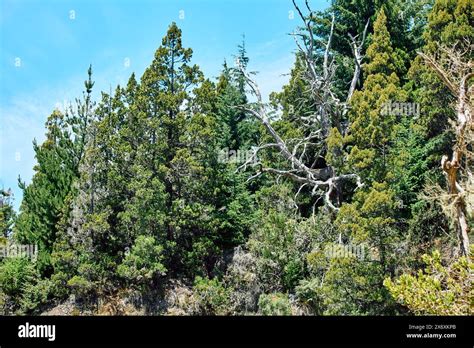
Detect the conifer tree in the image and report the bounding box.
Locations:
[410,0,473,140]
[403,0,474,253]
[52,23,256,297]
[344,8,408,183]
[216,40,259,151]
[321,9,407,314]
[14,67,95,276]
[6,1,471,316]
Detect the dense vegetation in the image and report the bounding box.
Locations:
[1,0,472,316]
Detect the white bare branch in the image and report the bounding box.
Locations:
[346,18,370,104]
[235,1,369,211]
[420,45,473,257]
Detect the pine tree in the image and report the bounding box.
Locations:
[403,0,474,254]
[14,67,95,276]
[215,39,260,151]
[322,9,407,314]
[345,8,408,183]
[410,0,473,140]
[52,23,257,297]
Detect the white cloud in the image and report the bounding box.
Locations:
[251,53,295,102]
[0,96,48,209]
[0,48,296,210]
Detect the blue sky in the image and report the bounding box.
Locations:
[0,0,328,210]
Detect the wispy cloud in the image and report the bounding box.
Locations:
[0,0,306,211]
[0,62,135,210]
[0,96,49,209]
[253,54,294,101]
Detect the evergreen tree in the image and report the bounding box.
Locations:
[344,8,408,183]
[409,0,473,140]
[14,67,95,276]
[51,23,256,299]
[5,1,470,317]
[322,9,407,314]
[216,39,260,151]
[402,0,474,254]
[52,73,168,295]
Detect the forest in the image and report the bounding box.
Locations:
[0,0,472,316]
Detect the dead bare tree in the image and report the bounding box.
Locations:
[419,43,473,257]
[236,0,368,211]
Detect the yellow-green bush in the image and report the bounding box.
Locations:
[384,250,473,315]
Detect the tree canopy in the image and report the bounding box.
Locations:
[1,0,472,316]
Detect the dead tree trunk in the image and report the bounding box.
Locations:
[420,49,473,257]
[236,0,369,211]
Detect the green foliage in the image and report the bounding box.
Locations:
[384,250,473,315]
[326,127,345,171]
[67,275,94,299]
[317,9,411,315]
[0,190,15,237]
[258,293,292,316]
[270,55,315,127]
[403,0,474,255]
[192,276,231,315]
[45,22,258,307]
[19,278,53,314]
[295,278,324,315]
[346,9,407,183]
[0,257,46,314]
[117,236,166,287]
[409,0,473,146]
[0,257,37,299]
[318,256,397,315]
[216,41,260,150]
[312,0,429,97]
[248,212,307,292]
[246,185,317,292]
[14,67,95,276]
[7,2,472,316]
[336,182,397,244]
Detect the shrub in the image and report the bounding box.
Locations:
[247,212,311,292]
[193,276,231,315]
[258,293,292,315]
[295,278,323,315]
[0,257,37,298]
[0,257,54,314]
[117,236,166,288]
[67,275,94,298]
[20,278,53,313]
[384,250,473,315]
